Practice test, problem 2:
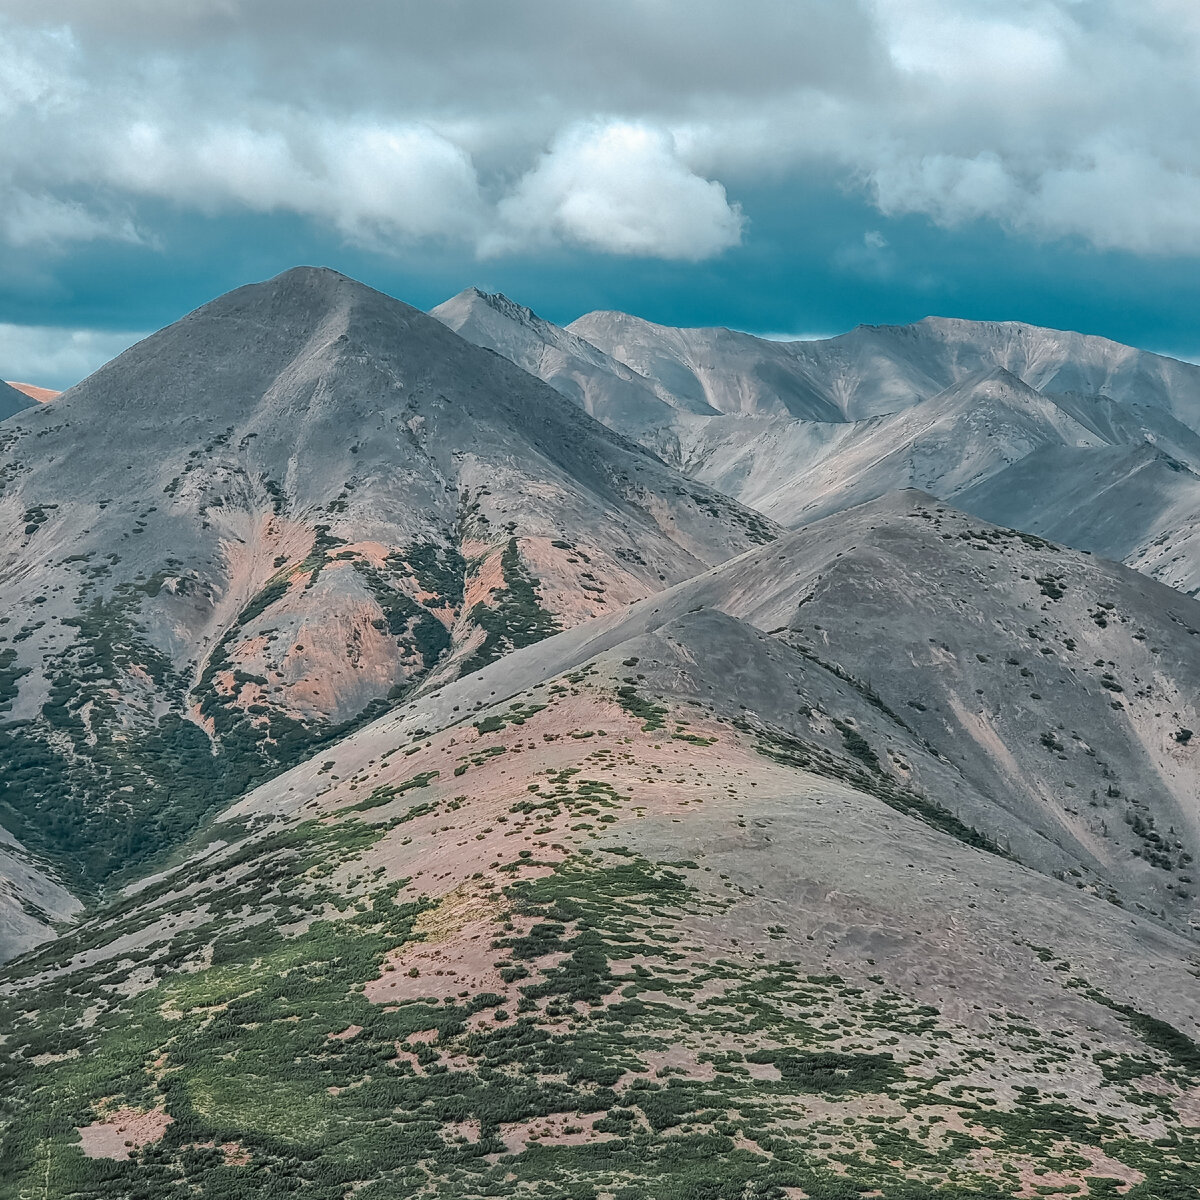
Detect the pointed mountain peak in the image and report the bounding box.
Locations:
[432,286,547,332]
[927,365,1047,408]
[203,265,415,323]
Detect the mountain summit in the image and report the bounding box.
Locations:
[0,267,776,895]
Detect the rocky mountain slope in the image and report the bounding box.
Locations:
[2,494,1198,1199]
[0,379,37,421]
[696,370,1200,534]
[445,295,1200,596]
[0,267,776,890]
[0,829,79,962]
[3,271,1200,1199]
[431,288,713,453]
[572,311,1200,427]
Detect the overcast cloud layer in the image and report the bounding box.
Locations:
[3,2,1200,387]
[3,0,1200,262]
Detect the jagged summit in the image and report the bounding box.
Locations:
[5,380,58,403]
[436,285,546,329]
[432,283,717,434]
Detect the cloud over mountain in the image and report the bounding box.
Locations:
[2,2,1198,262]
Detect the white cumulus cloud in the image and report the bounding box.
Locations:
[1,2,1199,259]
[491,123,743,260]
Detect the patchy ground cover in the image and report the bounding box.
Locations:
[1,665,1198,1199]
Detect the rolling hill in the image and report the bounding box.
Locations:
[2,493,1198,1199]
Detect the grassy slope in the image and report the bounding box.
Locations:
[2,661,1198,1200]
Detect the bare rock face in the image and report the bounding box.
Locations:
[0,826,80,962]
[0,379,37,421]
[0,267,777,887]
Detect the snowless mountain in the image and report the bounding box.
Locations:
[572,310,1200,426]
[704,369,1200,516]
[0,267,775,894]
[3,492,1199,1198]
[5,380,59,404]
[444,293,1200,594]
[3,270,1200,1199]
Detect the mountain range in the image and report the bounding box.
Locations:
[439,288,1200,597]
[1,268,1198,1200]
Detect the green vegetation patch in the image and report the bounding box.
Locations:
[339,770,440,816]
[460,538,560,674]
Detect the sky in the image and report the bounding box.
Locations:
[3,0,1200,388]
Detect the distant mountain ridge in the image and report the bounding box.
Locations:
[572,310,1200,425]
[439,291,1200,593]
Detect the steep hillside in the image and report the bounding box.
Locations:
[703,371,1200,530]
[2,493,1198,1199]
[957,445,1200,596]
[0,379,37,421]
[0,267,777,889]
[0,829,80,962]
[454,297,1200,598]
[711,369,1107,525]
[567,310,852,420]
[431,289,712,448]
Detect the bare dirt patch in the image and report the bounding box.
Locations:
[77,1108,173,1159]
[365,884,515,1006]
[494,1110,617,1156]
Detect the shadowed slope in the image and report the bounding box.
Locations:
[0,379,36,421]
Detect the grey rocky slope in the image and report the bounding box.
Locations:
[431,288,715,448]
[0,829,80,962]
[0,266,776,891]
[701,368,1200,514]
[691,373,1200,596]
[447,293,1200,595]
[398,489,1200,938]
[0,379,36,421]
[572,310,1200,426]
